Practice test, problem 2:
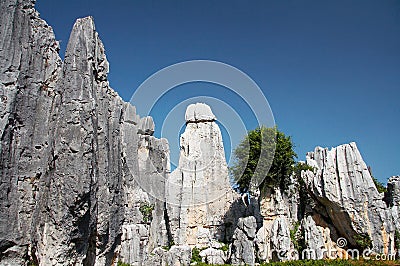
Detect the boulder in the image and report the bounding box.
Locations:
[185,103,216,123]
[138,116,155,135]
[200,247,227,265]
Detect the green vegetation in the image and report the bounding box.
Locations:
[220,243,229,252]
[139,202,154,223]
[293,162,315,216]
[27,261,38,266]
[290,221,306,253]
[293,161,314,177]
[368,166,387,193]
[162,239,175,251]
[117,261,131,266]
[371,176,387,193]
[230,126,296,193]
[191,247,206,263]
[394,230,400,250]
[353,233,373,249]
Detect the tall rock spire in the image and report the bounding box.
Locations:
[166,103,239,247]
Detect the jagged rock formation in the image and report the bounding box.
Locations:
[0,1,399,266]
[230,216,257,265]
[0,1,169,265]
[303,142,395,255]
[255,187,298,262]
[388,176,400,258]
[166,103,240,247]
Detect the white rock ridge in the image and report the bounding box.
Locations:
[303,142,395,254]
[166,103,239,247]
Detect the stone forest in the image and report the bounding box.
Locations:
[0,1,399,265]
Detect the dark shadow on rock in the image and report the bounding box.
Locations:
[217,196,263,243]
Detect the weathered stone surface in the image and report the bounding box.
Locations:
[138,116,155,135]
[270,216,292,261]
[301,216,326,259]
[185,103,216,123]
[166,103,239,247]
[200,247,227,265]
[0,0,62,263]
[146,245,191,266]
[303,142,395,254]
[0,2,170,265]
[255,187,298,262]
[387,176,400,258]
[388,176,400,207]
[230,216,257,265]
[1,1,399,265]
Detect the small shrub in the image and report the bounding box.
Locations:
[162,239,175,251]
[290,221,306,252]
[372,176,387,193]
[27,261,38,266]
[395,230,400,250]
[290,222,300,250]
[139,202,154,223]
[293,162,314,177]
[220,243,229,252]
[117,261,131,266]
[191,247,202,263]
[353,233,372,249]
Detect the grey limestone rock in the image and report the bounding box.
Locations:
[301,216,326,259]
[146,245,191,266]
[1,0,398,265]
[138,116,155,135]
[199,247,227,265]
[230,216,257,265]
[388,176,400,207]
[270,216,292,261]
[303,142,395,254]
[0,2,170,265]
[185,102,216,123]
[255,187,298,262]
[166,103,239,247]
[0,0,62,263]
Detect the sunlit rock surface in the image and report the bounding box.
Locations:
[303,142,395,254]
[166,103,240,247]
[0,1,398,265]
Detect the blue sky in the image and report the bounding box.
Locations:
[36,0,400,184]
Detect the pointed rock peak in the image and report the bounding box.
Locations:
[74,16,95,29]
[63,15,109,89]
[66,16,97,51]
[185,103,216,123]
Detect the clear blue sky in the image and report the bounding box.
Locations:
[36,0,400,184]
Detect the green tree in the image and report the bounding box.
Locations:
[230,126,296,193]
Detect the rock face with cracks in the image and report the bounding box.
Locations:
[0,1,169,265]
[303,142,396,255]
[166,103,239,247]
[1,1,399,265]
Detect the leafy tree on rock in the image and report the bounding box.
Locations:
[230,126,297,193]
